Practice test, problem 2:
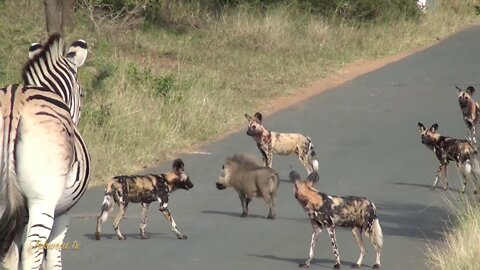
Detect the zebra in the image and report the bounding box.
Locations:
[0,33,91,270]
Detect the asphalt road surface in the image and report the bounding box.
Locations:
[63,26,480,270]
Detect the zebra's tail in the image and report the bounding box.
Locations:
[0,97,25,260]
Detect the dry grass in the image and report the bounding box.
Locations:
[1,0,479,186]
[427,198,480,270]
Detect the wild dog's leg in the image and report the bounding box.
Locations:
[113,204,127,240]
[238,193,250,218]
[44,214,69,270]
[257,143,273,169]
[326,225,341,269]
[140,203,150,239]
[298,151,314,175]
[433,163,448,190]
[351,227,366,268]
[161,209,187,239]
[472,125,477,147]
[366,219,383,269]
[299,219,322,268]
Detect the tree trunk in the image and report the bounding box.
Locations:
[44,0,62,34]
[61,0,76,33]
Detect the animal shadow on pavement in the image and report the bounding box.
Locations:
[248,254,356,269]
[389,181,462,193]
[201,210,266,219]
[377,201,449,241]
[83,232,168,241]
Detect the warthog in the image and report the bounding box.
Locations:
[215,153,280,219]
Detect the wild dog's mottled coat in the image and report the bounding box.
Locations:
[215,153,280,219]
[456,85,480,146]
[291,171,383,269]
[418,122,479,194]
[95,159,193,240]
[245,112,319,175]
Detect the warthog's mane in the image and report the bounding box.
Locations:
[226,153,264,171]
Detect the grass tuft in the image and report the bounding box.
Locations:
[427,197,480,270]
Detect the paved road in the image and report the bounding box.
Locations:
[63,26,480,270]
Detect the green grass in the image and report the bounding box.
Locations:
[427,198,480,270]
[1,0,479,186]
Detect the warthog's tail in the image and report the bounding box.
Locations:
[306,136,319,172]
[269,173,280,195]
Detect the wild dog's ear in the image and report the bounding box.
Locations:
[172,159,184,173]
[254,112,263,123]
[455,85,463,94]
[306,172,319,186]
[289,171,302,183]
[418,122,426,133]
[467,86,476,95]
[289,171,302,192]
[245,114,254,122]
[430,123,439,132]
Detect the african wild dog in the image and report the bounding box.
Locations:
[418,122,479,194]
[456,85,480,147]
[290,171,383,269]
[245,112,319,175]
[94,159,193,240]
[215,153,280,219]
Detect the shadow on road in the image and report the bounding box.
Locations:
[248,254,357,269]
[389,181,462,193]
[201,210,267,219]
[376,201,450,241]
[83,232,168,241]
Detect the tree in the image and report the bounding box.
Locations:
[44,0,76,35]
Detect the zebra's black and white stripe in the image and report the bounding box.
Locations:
[0,33,90,270]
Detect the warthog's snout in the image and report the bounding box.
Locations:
[216,182,226,190]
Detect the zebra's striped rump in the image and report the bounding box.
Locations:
[1,33,89,270]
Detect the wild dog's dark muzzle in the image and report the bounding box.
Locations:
[182,178,194,190]
[215,182,226,190]
[459,97,469,108]
[246,127,261,136]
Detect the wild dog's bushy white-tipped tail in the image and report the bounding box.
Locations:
[471,153,480,176]
[312,159,319,172]
[306,137,319,172]
[98,186,114,223]
[371,218,383,248]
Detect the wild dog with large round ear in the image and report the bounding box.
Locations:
[95,159,193,241]
[456,85,480,147]
[291,171,383,269]
[417,122,479,193]
[244,112,320,176]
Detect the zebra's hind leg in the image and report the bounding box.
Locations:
[21,206,56,270]
[43,214,69,270]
